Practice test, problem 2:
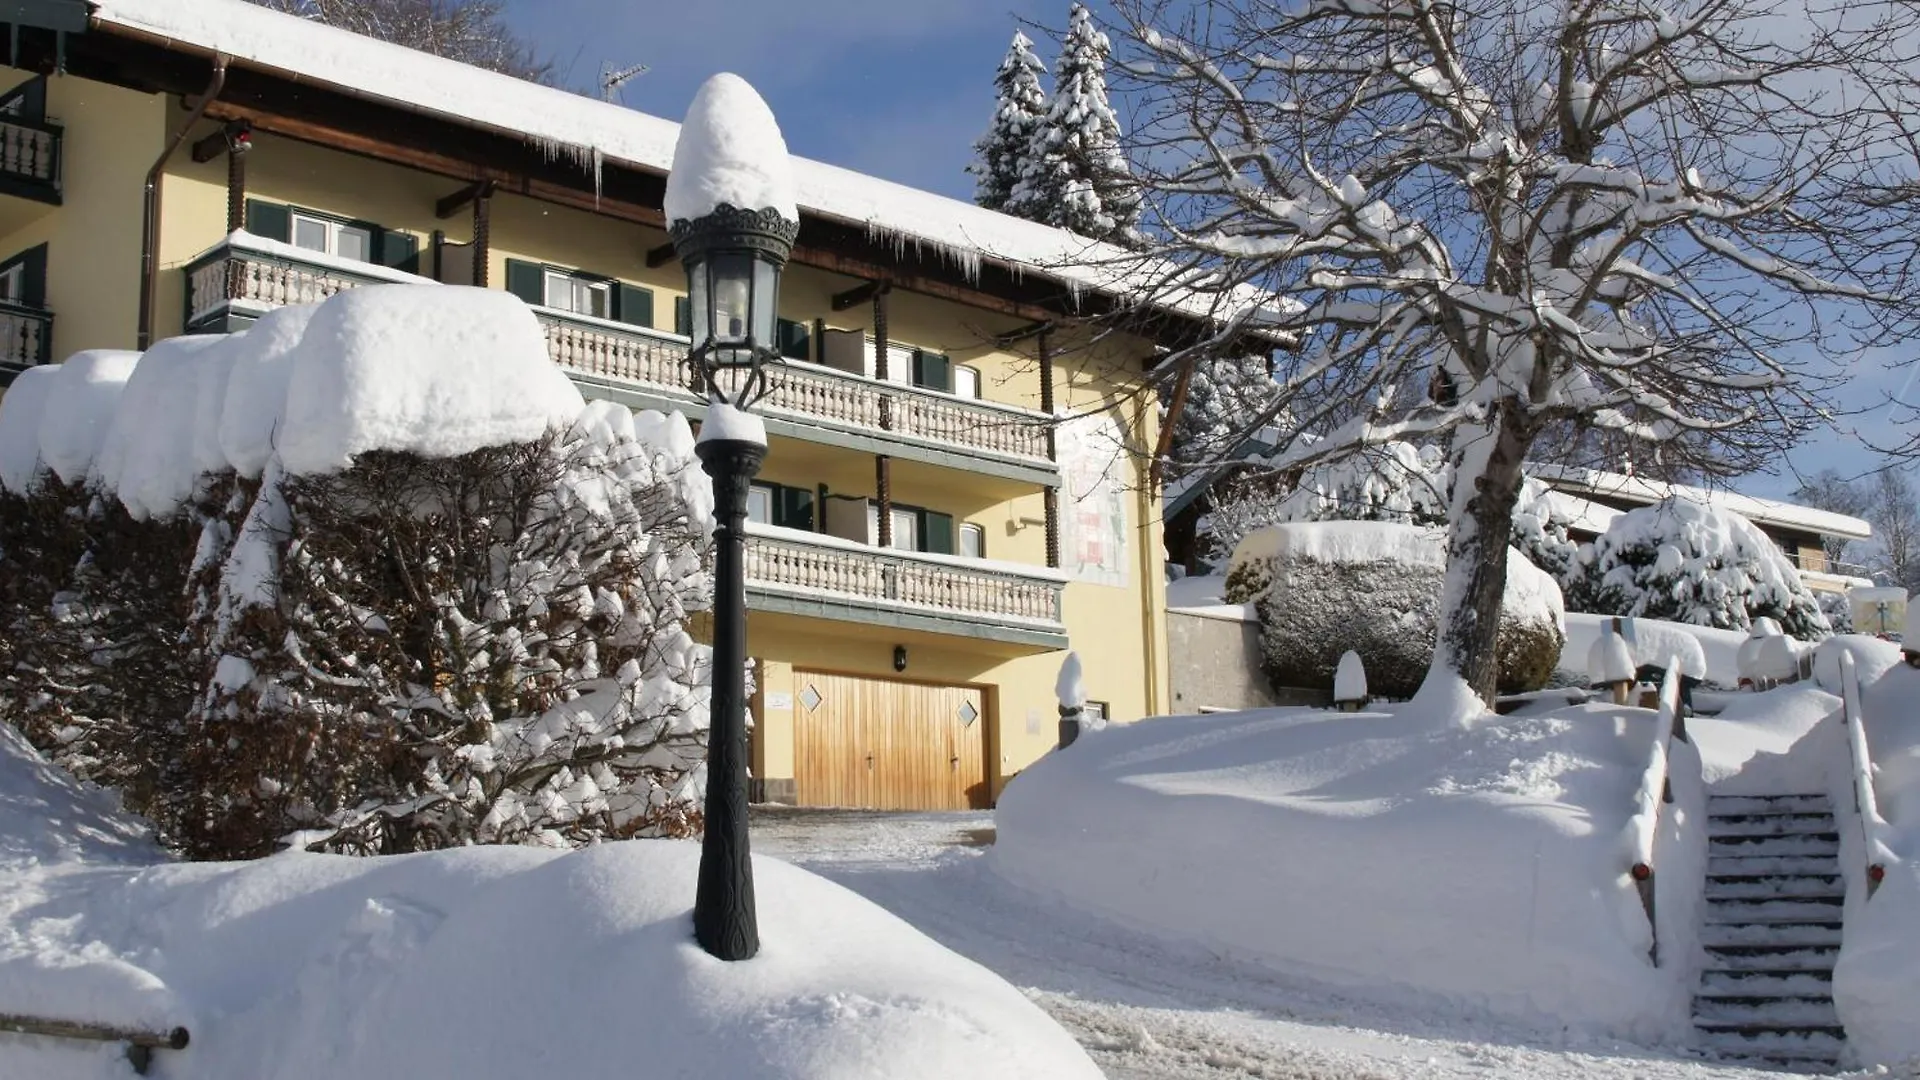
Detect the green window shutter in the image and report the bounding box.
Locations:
[377,230,420,274]
[913,349,952,393]
[922,510,954,556]
[244,199,291,242]
[615,283,654,328]
[777,317,811,362]
[19,243,47,307]
[777,485,815,531]
[504,259,544,306]
[673,295,691,336]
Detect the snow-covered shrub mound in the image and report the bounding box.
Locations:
[0,364,55,495]
[1810,634,1901,695]
[1555,613,1735,688]
[1227,522,1565,698]
[994,701,1702,1036]
[0,726,1097,1080]
[1835,659,1920,1065]
[278,284,582,476]
[1569,498,1830,640]
[33,349,137,486]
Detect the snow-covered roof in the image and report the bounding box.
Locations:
[1530,464,1872,542]
[88,0,1270,324]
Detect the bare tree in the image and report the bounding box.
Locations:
[247,0,553,83]
[1792,467,1874,566]
[1866,466,1920,591]
[1095,0,1916,710]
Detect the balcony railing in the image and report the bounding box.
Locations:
[0,300,53,379]
[0,116,59,200]
[745,525,1065,631]
[185,236,1055,468]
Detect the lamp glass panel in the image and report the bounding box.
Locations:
[751,256,778,347]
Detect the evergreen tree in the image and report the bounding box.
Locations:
[1011,4,1139,239]
[970,32,1049,213]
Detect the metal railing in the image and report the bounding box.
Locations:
[0,1014,188,1075]
[1624,659,1686,967]
[184,237,1056,467]
[744,529,1064,628]
[1839,651,1895,899]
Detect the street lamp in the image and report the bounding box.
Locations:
[665,73,800,963]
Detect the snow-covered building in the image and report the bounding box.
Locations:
[0,0,1189,809]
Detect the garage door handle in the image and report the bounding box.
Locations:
[950,755,959,771]
[865,752,874,770]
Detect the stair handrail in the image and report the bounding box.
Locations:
[1839,651,1894,899]
[1624,657,1685,966]
[0,1013,188,1075]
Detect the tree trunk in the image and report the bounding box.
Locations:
[1422,401,1532,714]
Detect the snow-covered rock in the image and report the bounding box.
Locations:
[663,72,797,226]
[278,285,583,476]
[994,700,1702,1038]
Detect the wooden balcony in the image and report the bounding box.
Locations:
[744,525,1067,649]
[0,300,53,385]
[184,236,1057,480]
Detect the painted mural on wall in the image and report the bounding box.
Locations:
[1059,410,1130,588]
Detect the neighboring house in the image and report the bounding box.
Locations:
[0,0,1195,809]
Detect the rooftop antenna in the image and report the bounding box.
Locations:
[601,61,650,103]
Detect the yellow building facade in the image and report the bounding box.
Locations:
[0,2,1176,807]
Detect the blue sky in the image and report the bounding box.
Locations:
[496,1,1908,505]
[499,0,1054,202]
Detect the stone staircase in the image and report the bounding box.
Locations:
[1693,793,1847,1072]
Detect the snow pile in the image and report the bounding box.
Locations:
[1835,657,1920,1065]
[279,285,583,475]
[218,304,315,479]
[0,364,55,494]
[1559,613,1740,688]
[663,73,797,226]
[0,738,1096,1080]
[1569,497,1829,640]
[994,699,1703,1037]
[1333,650,1368,702]
[1588,630,1635,685]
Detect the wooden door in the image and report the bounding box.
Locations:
[792,671,989,810]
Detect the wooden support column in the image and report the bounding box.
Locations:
[872,286,893,431]
[1040,328,1061,569]
[471,181,494,287]
[875,455,894,549]
[224,125,249,304]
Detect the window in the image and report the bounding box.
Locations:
[889,507,919,552]
[777,317,811,361]
[291,211,373,262]
[0,244,48,308]
[748,481,815,531]
[1084,701,1110,721]
[959,523,985,559]
[544,270,610,319]
[864,500,956,555]
[506,259,652,328]
[953,365,981,399]
[0,262,24,303]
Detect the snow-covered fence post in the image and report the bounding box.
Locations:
[666,73,801,963]
[1588,627,1636,707]
[1333,650,1368,712]
[1056,651,1087,748]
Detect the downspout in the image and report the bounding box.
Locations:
[138,55,228,350]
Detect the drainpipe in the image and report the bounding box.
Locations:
[138,55,228,350]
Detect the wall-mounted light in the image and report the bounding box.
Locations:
[893,645,908,672]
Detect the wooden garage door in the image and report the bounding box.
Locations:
[791,671,989,810]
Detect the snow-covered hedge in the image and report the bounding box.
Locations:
[1226,522,1565,698]
[1568,497,1830,640]
[0,285,716,859]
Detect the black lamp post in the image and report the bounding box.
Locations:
[672,200,798,963]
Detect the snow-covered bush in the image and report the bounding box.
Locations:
[1511,478,1580,586]
[1228,522,1565,699]
[1569,498,1830,640]
[1270,442,1449,526]
[1818,590,1853,634]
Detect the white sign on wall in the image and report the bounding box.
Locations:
[1057,410,1130,588]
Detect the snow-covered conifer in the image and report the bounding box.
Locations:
[971,32,1050,213]
[1010,4,1139,239]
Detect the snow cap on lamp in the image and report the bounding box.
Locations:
[664,73,798,227]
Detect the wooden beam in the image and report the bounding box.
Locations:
[645,241,677,268]
[993,319,1054,348]
[188,126,228,164]
[435,179,493,219]
[1149,354,1199,489]
[830,279,886,313]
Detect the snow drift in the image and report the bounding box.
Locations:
[994,700,1702,1038]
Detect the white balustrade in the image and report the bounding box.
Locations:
[745,532,1063,627]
